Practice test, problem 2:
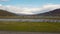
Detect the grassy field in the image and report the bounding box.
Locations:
[0,21,60,32]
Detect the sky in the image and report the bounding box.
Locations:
[0,0,60,15]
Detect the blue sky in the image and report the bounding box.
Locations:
[0,0,60,14]
[0,0,60,7]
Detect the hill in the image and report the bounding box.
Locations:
[36,9,60,16]
[0,10,18,16]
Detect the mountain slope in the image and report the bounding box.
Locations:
[36,9,60,16]
[0,10,18,16]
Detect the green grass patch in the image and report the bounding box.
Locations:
[0,21,60,32]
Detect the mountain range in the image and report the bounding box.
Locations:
[35,9,60,16]
[0,8,60,16]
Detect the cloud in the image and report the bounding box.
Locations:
[0,0,9,2]
[0,4,6,10]
[34,4,60,14]
[0,4,60,15]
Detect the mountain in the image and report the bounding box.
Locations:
[0,10,18,16]
[36,9,60,16]
[0,8,60,16]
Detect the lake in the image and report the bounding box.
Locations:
[0,19,60,22]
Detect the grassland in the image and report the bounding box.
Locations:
[0,16,60,20]
[0,21,60,32]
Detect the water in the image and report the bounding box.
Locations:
[0,19,60,22]
[0,31,59,34]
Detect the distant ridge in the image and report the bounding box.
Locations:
[0,10,18,16]
[36,9,60,16]
[0,8,60,16]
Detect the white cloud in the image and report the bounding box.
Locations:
[0,4,60,15]
[35,4,60,14]
[0,4,6,10]
[6,5,40,14]
[0,0,9,2]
